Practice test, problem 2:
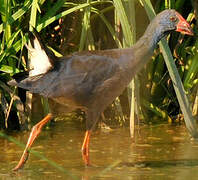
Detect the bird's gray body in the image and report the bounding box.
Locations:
[8,9,184,129]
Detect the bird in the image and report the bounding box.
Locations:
[8,9,193,171]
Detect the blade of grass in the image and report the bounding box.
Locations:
[113,0,136,136]
[127,0,136,139]
[113,0,133,47]
[184,53,198,89]
[79,0,92,51]
[29,0,39,30]
[26,0,39,123]
[3,0,12,42]
[37,1,112,32]
[93,159,121,179]
[192,89,198,116]
[112,0,127,124]
[39,0,65,24]
[91,7,122,48]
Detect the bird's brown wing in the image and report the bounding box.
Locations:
[49,54,120,103]
[42,54,119,102]
[8,53,119,101]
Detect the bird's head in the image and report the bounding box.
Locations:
[157,9,193,36]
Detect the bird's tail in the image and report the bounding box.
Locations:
[26,28,55,77]
[8,28,56,92]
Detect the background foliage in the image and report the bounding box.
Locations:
[0,0,197,131]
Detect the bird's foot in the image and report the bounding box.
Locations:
[12,150,29,171]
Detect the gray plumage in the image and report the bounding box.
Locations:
[8,9,192,129]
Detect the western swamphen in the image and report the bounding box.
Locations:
[8,9,193,170]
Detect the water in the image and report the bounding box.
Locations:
[1,121,198,180]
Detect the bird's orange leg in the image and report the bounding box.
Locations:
[13,113,53,171]
[81,130,91,166]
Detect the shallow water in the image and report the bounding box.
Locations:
[1,121,198,180]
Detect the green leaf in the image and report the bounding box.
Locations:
[29,0,39,30]
[184,53,198,90]
[113,0,133,47]
[0,65,20,73]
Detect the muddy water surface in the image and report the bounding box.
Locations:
[1,122,198,180]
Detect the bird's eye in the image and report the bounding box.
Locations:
[170,16,177,22]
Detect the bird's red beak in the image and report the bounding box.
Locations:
[176,12,194,35]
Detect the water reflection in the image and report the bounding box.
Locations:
[1,122,198,179]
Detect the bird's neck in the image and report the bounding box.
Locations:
[120,22,166,79]
[135,21,166,51]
